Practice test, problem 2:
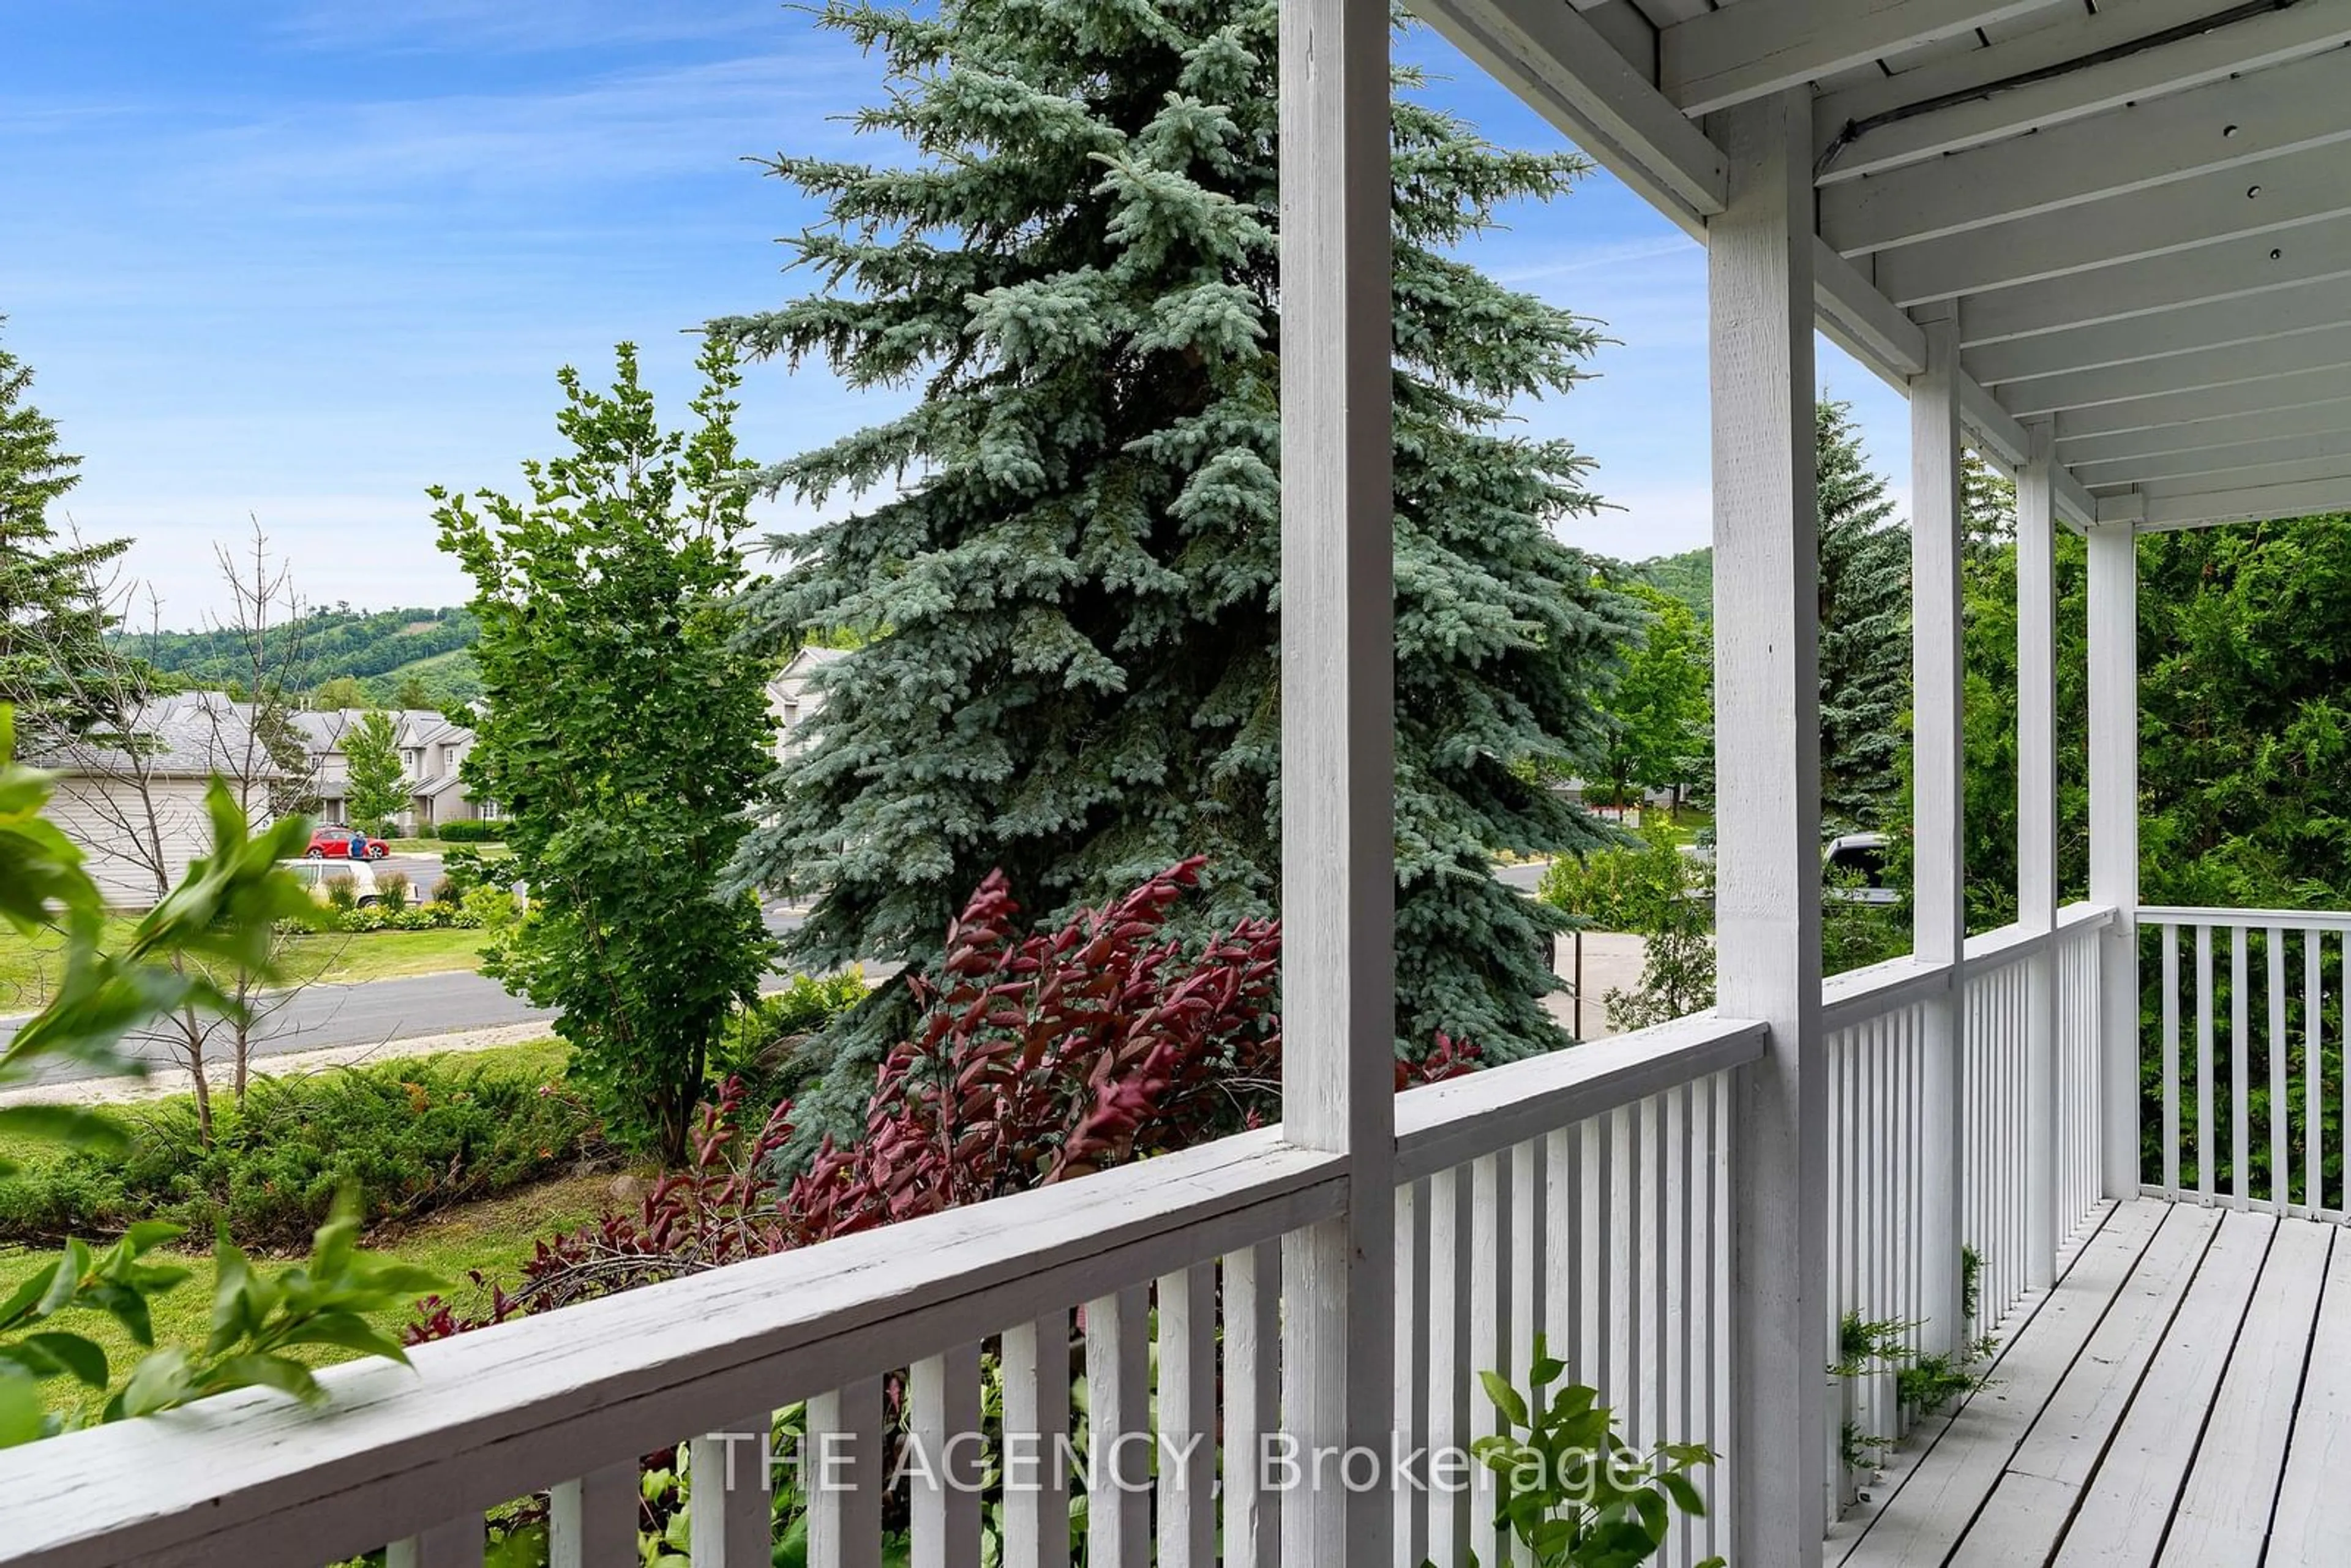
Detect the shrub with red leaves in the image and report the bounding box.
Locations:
[413,858,1475,1339]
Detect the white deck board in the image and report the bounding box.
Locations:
[2265,1224,2351,1568]
[1833,1200,2161,1567]
[1838,1199,2351,1567]
[2159,1216,2332,1566]
[2052,1209,2274,1566]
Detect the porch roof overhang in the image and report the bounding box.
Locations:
[1415,0,2351,534]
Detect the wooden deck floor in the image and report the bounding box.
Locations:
[1833,1197,2351,1568]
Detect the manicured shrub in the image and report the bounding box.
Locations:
[0,1049,602,1247]
[437,820,507,842]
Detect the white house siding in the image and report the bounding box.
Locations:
[45,774,224,910]
[767,645,845,763]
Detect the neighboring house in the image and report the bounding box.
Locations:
[767,645,846,763]
[293,707,493,833]
[31,691,284,910]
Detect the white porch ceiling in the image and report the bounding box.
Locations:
[1427,0,2351,532]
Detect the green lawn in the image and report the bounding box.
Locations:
[276,926,489,985]
[1,921,486,1011]
[1643,804,1714,848]
[0,1170,615,1421]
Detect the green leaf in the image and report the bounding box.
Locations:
[112,1348,195,1420]
[1479,1369,1529,1430]
[0,1371,48,1450]
[205,1352,324,1406]
[0,1261,61,1329]
[1657,1469,1706,1517]
[22,1332,107,1389]
[83,1281,158,1348]
[275,1310,411,1365]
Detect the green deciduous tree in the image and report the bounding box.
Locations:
[0,326,129,748]
[309,675,366,711]
[1817,397,1910,832]
[715,0,1633,1142]
[343,710,407,834]
[433,342,776,1163]
[1592,578,1709,810]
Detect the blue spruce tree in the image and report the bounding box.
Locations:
[1815,397,1911,831]
[714,0,1635,1141]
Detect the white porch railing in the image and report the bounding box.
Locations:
[1814,902,2112,1518]
[0,909,2120,1568]
[2139,907,2351,1217]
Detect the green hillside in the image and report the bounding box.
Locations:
[1637,549,1712,622]
[123,606,481,705]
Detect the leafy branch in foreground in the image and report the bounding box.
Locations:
[1463,1334,1722,1568]
[0,705,440,1443]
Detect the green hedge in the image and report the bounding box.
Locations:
[0,1047,602,1248]
[436,820,506,842]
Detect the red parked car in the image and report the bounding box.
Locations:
[306,825,391,861]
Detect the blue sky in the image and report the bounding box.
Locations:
[1,0,1910,624]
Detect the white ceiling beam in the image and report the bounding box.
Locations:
[1872,140,2351,306]
[1659,0,2050,117]
[1409,0,1727,236]
[1958,217,2351,343]
[1967,279,2351,384]
[1957,374,2099,528]
[1821,50,2351,255]
[2074,428,2351,489]
[1813,0,2351,182]
[2055,364,2351,442]
[1997,324,2351,417]
[2137,451,2351,500]
[2058,396,2351,465]
[1813,236,1927,379]
[2096,493,2148,528]
[2131,471,2351,530]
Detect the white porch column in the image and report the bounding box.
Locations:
[1910,308,1967,1356]
[2088,522,2140,1198]
[1278,0,1395,1558]
[1705,87,1826,1568]
[2017,421,2060,1286]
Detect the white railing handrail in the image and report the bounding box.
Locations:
[1817,904,2114,1038]
[1821,955,1951,1035]
[0,1127,1343,1568]
[2140,904,2351,931]
[1394,1011,1767,1182]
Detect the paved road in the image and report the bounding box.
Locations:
[2,904,812,1086]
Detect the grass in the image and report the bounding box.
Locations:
[0,1170,618,1421]
[1,921,486,1011]
[276,926,488,985]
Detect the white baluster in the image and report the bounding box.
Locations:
[550,1463,637,1568]
[909,1345,981,1568]
[387,1519,483,1568]
[689,1415,772,1568]
[806,1378,884,1568]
